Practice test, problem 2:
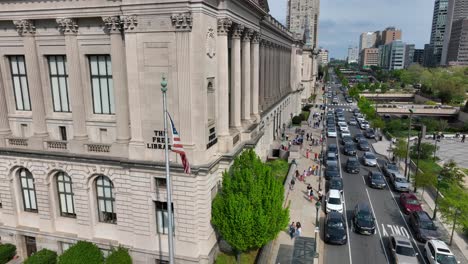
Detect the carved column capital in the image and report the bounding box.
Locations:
[102,16,122,33]
[13,20,36,36]
[56,18,79,34]
[242,28,254,42]
[251,32,260,44]
[231,24,244,39]
[171,13,192,31]
[217,18,232,36]
[121,15,138,31]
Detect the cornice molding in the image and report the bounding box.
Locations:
[102,16,121,33]
[171,12,192,31]
[217,18,232,36]
[56,18,78,34]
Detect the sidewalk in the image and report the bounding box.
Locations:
[268,91,326,264]
[373,139,468,262]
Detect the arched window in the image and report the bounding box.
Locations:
[56,172,75,217]
[95,175,116,223]
[19,168,37,212]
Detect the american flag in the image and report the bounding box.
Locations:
[167,113,191,174]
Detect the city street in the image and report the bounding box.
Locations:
[323,71,426,264]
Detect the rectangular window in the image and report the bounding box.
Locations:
[88,55,115,114]
[155,178,167,189]
[155,201,174,235]
[59,126,67,141]
[47,56,70,112]
[207,126,217,149]
[9,56,31,111]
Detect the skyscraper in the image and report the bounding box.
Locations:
[378,41,406,70]
[441,0,468,65]
[347,46,359,64]
[404,44,415,68]
[446,18,468,65]
[427,0,449,66]
[287,0,320,48]
[380,27,402,45]
[359,32,378,52]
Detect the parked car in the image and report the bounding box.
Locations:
[367,171,386,189]
[346,97,353,103]
[328,177,343,193]
[354,133,365,142]
[389,235,419,264]
[390,172,410,192]
[328,144,338,157]
[341,135,354,145]
[409,211,440,242]
[335,108,344,115]
[352,203,376,235]
[341,131,351,137]
[325,162,340,180]
[338,122,349,132]
[348,119,357,126]
[324,211,347,245]
[343,142,357,156]
[337,116,346,122]
[424,239,461,264]
[327,127,337,137]
[364,128,376,139]
[346,156,360,174]
[358,139,371,151]
[362,152,377,167]
[383,161,400,177]
[359,120,370,129]
[325,152,338,166]
[399,193,423,214]
[326,190,344,214]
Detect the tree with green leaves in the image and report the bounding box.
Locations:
[58,241,103,264]
[24,249,57,264]
[211,149,289,260]
[440,160,465,188]
[437,182,468,245]
[410,142,436,160]
[393,139,408,162]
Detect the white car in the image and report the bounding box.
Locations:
[341,131,351,137]
[326,189,344,214]
[359,121,370,129]
[327,128,337,138]
[338,122,349,132]
[424,239,461,264]
[356,116,365,122]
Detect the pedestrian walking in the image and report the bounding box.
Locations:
[307,184,314,201]
[306,149,310,159]
[306,133,310,141]
[290,178,296,190]
[295,222,302,237]
[295,170,300,179]
[308,166,313,176]
[462,134,466,143]
[289,222,296,239]
[314,152,318,161]
[318,190,323,201]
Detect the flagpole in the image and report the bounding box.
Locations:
[161,76,175,263]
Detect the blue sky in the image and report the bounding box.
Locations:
[269,0,434,59]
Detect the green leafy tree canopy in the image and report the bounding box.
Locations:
[105,247,131,264]
[24,249,57,264]
[211,149,289,253]
[58,241,103,264]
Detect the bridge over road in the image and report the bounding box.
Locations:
[376,107,459,117]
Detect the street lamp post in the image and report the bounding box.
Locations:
[433,137,439,161]
[432,175,442,220]
[314,200,321,263]
[404,109,414,181]
[414,128,423,192]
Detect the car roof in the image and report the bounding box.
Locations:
[329,189,341,197]
[364,151,374,156]
[348,156,358,161]
[330,177,342,183]
[329,143,337,148]
[429,240,452,253]
[392,235,412,247]
[356,202,371,212]
[370,171,383,176]
[415,211,432,220]
[328,211,344,220]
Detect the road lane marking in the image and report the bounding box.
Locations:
[334,117,353,264]
[365,188,390,264]
[381,224,410,238]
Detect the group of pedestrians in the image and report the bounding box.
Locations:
[289,221,302,239]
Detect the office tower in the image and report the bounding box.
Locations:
[360,48,379,68]
[347,46,359,64]
[441,0,468,64]
[378,41,406,70]
[380,27,402,45]
[426,0,449,66]
[413,49,425,65]
[446,18,468,65]
[405,44,415,68]
[359,32,378,52]
[287,0,320,48]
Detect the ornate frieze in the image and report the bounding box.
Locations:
[13,20,35,36]
[56,18,78,34]
[217,18,232,36]
[121,15,138,31]
[231,24,244,39]
[171,13,192,31]
[242,28,253,42]
[102,16,121,33]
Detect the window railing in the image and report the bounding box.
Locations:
[46,140,68,150]
[7,137,28,147]
[87,143,111,153]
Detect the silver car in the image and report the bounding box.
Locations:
[390,172,410,192]
[389,235,419,264]
[362,152,377,167]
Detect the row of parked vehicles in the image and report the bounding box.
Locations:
[321,104,461,263]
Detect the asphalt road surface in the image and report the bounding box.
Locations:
[322,71,427,264]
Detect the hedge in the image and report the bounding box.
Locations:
[0,243,16,264]
[58,241,103,264]
[24,249,57,264]
[292,115,302,125]
[105,247,131,264]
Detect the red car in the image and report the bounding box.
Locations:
[399,193,423,214]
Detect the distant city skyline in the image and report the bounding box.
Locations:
[269,0,434,59]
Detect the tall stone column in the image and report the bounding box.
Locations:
[241,29,252,122]
[56,18,88,140]
[230,24,243,129]
[267,43,273,107]
[217,18,232,137]
[279,47,284,97]
[0,68,11,137]
[14,20,48,137]
[102,16,131,143]
[250,33,260,120]
[259,41,265,112]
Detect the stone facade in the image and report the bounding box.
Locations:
[0,0,311,263]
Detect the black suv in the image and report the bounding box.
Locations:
[324,211,347,245]
[325,163,340,180]
[343,142,357,156]
[367,171,386,189]
[328,144,338,157]
[352,203,376,235]
[364,128,376,139]
[354,133,365,142]
[358,139,370,151]
[341,135,354,145]
[345,156,360,174]
[409,211,440,242]
[327,177,343,193]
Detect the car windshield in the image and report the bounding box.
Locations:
[328,165,338,171]
[328,197,341,204]
[348,160,358,166]
[357,211,373,221]
[365,153,375,159]
[420,220,436,230]
[330,180,343,188]
[328,220,344,229]
[436,254,457,264]
[396,246,416,257]
[327,155,337,161]
[387,164,398,170]
[395,177,407,183]
[371,174,383,180]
